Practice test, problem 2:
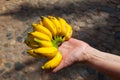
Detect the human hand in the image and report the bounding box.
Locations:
[53,38,89,72]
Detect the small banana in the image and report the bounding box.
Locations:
[24,39,40,49]
[41,16,57,36]
[42,51,62,69]
[39,21,43,25]
[34,38,53,47]
[58,17,67,36]
[24,16,73,70]
[32,47,58,58]
[27,49,41,58]
[32,23,52,39]
[29,31,51,41]
[48,16,61,35]
[64,23,73,40]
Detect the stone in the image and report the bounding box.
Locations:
[78,69,88,78]
[79,22,86,27]
[82,71,89,78]
[114,31,120,40]
[114,27,120,32]
[2,72,11,79]
[13,72,21,80]
[22,51,28,55]
[88,39,97,47]
[4,62,12,68]
[2,6,7,11]
[86,19,93,24]
[108,17,119,24]
[100,6,115,13]
[14,62,25,71]
[6,32,12,40]
[79,31,89,39]
[87,67,96,75]
[87,24,94,28]
[4,43,9,47]
[6,3,18,11]
[16,36,23,42]
[73,26,80,31]
[100,12,109,18]
[21,26,32,37]
[117,5,120,8]
[9,39,16,45]
[0,59,4,66]
[54,6,61,11]
[97,72,105,80]
[20,74,28,80]
[0,68,5,74]
[112,49,120,55]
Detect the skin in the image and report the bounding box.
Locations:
[53,38,120,80]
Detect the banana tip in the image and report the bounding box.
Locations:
[40,16,45,19]
[41,66,45,69]
[32,23,37,27]
[27,49,34,54]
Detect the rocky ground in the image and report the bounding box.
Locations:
[0,0,120,80]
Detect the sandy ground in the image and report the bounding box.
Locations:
[0,0,120,80]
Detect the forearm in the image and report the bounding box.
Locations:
[83,46,120,80]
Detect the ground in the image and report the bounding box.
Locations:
[0,0,120,80]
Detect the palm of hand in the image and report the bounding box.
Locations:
[53,38,89,72]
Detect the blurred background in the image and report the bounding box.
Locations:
[0,0,120,80]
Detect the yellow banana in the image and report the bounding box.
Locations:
[42,51,62,69]
[24,39,40,49]
[48,16,61,35]
[24,16,73,70]
[39,21,43,25]
[33,47,58,58]
[58,17,67,36]
[29,31,51,41]
[64,23,73,40]
[41,16,57,36]
[27,49,41,58]
[32,23,52,39]
[34,38,53,47]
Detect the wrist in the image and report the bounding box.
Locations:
[77,44,91,63]
[81,45,98,63]
[82,45,103,64]
[82,45,92,62]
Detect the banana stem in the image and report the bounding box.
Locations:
[52,36,65,48]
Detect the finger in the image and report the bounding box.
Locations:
[52,60,65,72]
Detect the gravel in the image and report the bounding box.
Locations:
[0,0,120,80]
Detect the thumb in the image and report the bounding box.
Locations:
[52,60,65,72]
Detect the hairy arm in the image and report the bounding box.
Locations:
[84,46,120,80]
[53,38,120,80]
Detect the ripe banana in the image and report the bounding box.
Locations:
[64,23,73,40]
[39,21,43,25]
[48,16,61,35]
[24,16,73,70]
[32,47,58,58]
[58,17,67,36]
[32,23,52,39]
[24,39,40,49]
[34,38,53,47]
[42,51,62,69]
[27,49,41,58]
[29,31,51,41]
[41,16,57,36]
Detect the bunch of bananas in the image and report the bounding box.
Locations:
[24,16,73,69]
